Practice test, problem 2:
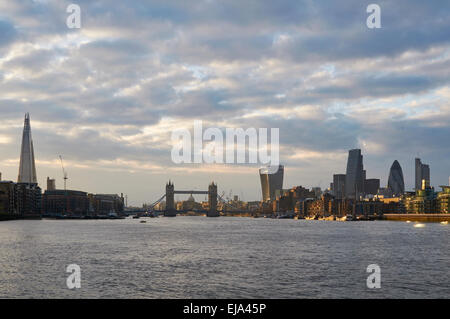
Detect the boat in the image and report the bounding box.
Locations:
[275,212,295,219]
[345,215,355,221]
[440,221,448,225]
[107,212,124,219]
[132,215,140,219]
[140,220,147,223]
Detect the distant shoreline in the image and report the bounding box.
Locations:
[383,214,450,223]
[0,214,41,221]
[2,213,450,223]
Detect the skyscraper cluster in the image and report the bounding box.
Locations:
[1,113,125,218]
[0,114,41,217]
[328,148,438,200]
[331,149,380,199]
[328,150,436,202]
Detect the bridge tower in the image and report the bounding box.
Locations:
[207,182,219,217]
[165,181,176,217]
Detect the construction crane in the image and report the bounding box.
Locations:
[59,155,68,191]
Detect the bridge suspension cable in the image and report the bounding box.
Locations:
[217,193,236,210]
[147,194,166,211]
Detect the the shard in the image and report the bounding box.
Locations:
[18,113,37,184]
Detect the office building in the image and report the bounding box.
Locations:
[332,174,346,199]
[47,177,56,191]
[405,179,436,214]
[259,165,284,201]
[312,187,322,198]
[1,181,42,216]
[345,149,364,199]
[0,114,42,217]
[18,113,37,184]
[0,181,17,215]
[42,189,90,216]
[89,194,124,215]
[387,160,405,196]
[415,158,430,191]
[377,187,393,198]
[437,186,450,214]
[364,179,380,195]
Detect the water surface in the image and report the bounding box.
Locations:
[0,217,448,298]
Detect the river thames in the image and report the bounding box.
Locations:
[0,217,448,298]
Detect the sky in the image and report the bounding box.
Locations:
[0,0,449,205]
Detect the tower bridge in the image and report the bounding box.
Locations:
[145,181,243,217]
[164,181,218,217]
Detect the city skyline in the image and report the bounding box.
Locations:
[0,114,446,205]
[0,1,449,205]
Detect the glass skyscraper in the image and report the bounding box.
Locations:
[387,160,405,196]
[18,113,37,184]
[259,165,284,201]
[332,174,346,199]
[345,149,364,199]
[415,158,430,191]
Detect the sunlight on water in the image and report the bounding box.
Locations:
[0,218,448,298]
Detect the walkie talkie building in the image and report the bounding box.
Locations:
[259,165,284,202]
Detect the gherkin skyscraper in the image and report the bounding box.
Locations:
[18,113,37,184]
[387,160,404,196]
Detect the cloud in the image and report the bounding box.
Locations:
[0,1,449,203]
[0,20,17,52]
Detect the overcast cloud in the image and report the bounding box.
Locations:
[0,1,449,204]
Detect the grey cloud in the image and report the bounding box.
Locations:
[0,20,17,52]
[4,49,60,72]
[0,0,449,201]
